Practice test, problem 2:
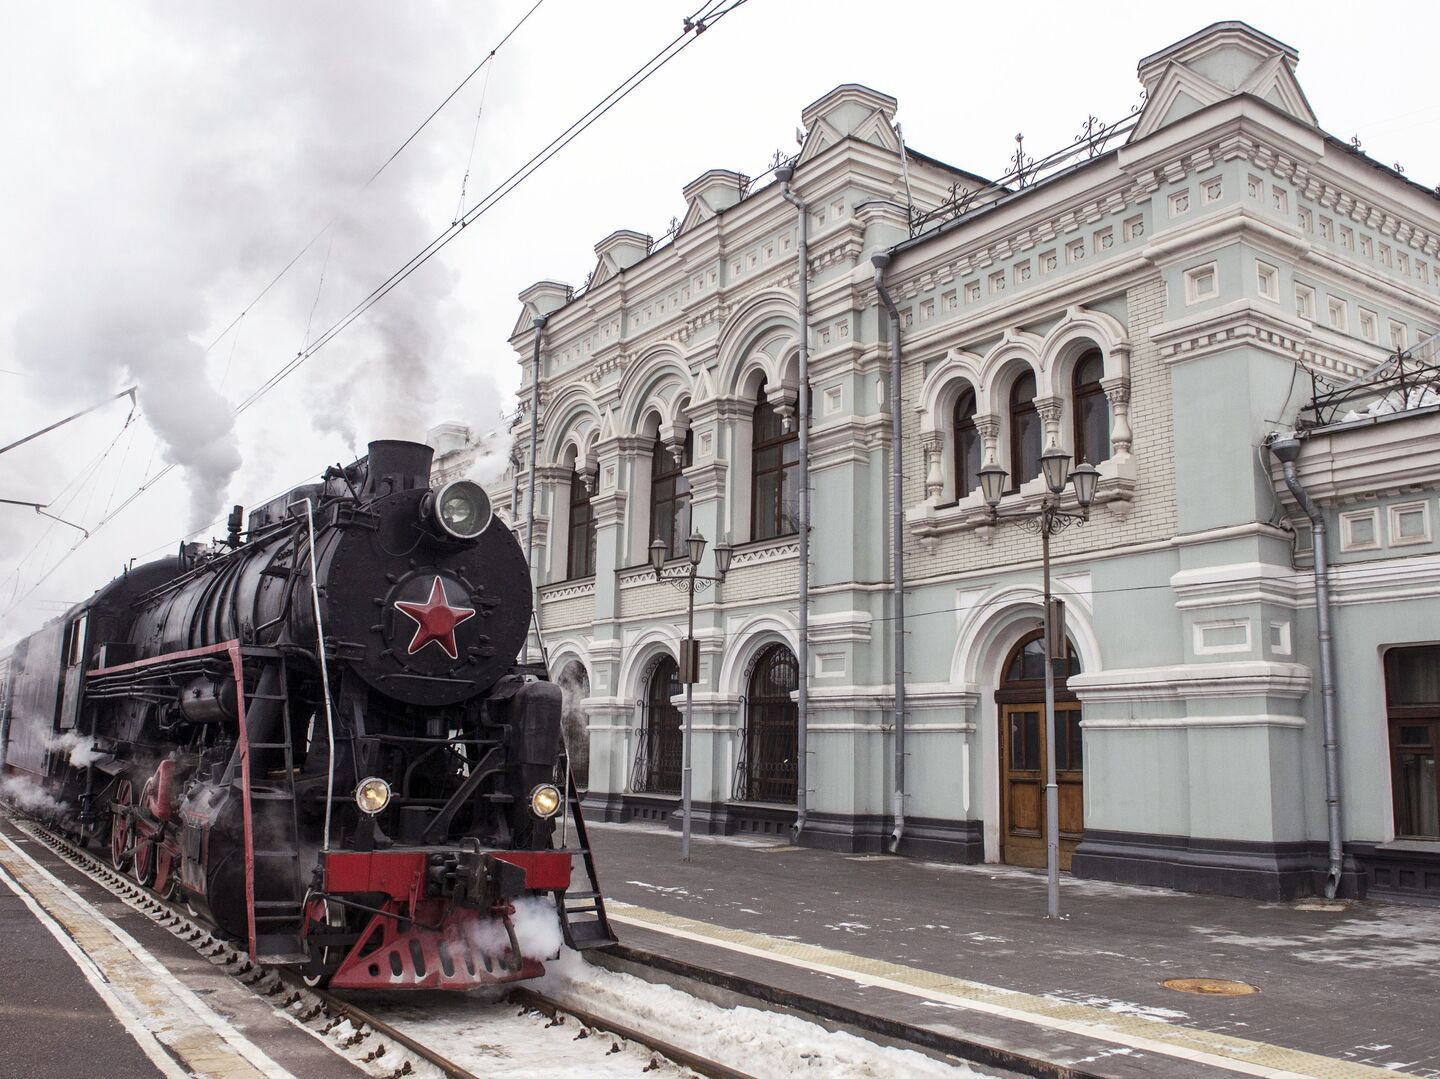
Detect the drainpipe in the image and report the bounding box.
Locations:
[1269,434,1344,898]
[871,252,906,854]
[524,316,547,663]
[776,163,810,842]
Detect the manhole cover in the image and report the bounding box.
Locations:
[1162,978,1260,996]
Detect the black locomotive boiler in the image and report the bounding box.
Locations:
[0,440,612,988]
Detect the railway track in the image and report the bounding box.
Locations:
[2,808,764,1079]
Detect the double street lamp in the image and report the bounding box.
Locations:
[649,531,733,861]
[979,445,1099,918]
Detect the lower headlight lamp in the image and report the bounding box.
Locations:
[529,783,562,819]
[355,777,392,816]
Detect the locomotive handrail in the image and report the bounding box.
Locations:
[292,496,339,853]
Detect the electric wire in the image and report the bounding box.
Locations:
[1,1,746,625]
[232,0,742,418]
[201,0,549,359]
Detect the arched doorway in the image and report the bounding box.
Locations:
[635,655,682,794]
[996,630,1083,868]
[737,644,798,803]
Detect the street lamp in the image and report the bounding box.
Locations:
[982,445,1099,918]
[652,530,731,860]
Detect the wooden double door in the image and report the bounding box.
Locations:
[998,632,1084,868]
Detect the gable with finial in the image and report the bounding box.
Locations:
[511,279,573,339]
[589,230,652,289]
[1131,21,1317,141]
[796,84,901,166]
[679,170,749,234]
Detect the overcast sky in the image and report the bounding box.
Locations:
[2,0,1437,645]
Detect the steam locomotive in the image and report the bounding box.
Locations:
[0,440,612,989]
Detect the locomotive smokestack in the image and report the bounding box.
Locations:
[362,440,436,498]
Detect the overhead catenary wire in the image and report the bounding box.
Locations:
[200,0,550,360]
[231,0,744,418]
[1,1,747,626]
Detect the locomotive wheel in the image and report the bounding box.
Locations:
[110,779,135,872]
[301,899,346,988]
[133,831,157,888]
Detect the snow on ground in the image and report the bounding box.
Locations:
[535,947,996,1078]
[346,987,694,1079]
[1190,905,1440,972]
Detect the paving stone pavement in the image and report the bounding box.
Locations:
[586,820,1440,1077]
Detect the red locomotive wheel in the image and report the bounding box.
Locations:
[132,834,156,888]
[110,779,134,872]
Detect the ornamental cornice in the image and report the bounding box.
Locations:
[584,352,631,385]
[1068,660,1311,703]
[1150,300,1306,366]
[538,579,596,603]
[728,538,800,568]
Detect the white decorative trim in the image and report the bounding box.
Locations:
[1193,618,1252,655]
[1084,713,1306,730]
[1338,507,1381,552]
[1171,561,1307,611]
[1069,661,1310,703]
[727,538,800,567]
[1183,261,1219,305]
[538,579,596,602]
[1328,554,1440,607]
[1387,500,1433,547]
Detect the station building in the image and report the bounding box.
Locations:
[490,22,1440,901]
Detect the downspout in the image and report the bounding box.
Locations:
[524,315,547,663]
[1269,434,1344,898]
[776,163,810,842]
[871,252,906,853]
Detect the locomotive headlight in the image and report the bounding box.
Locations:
[355,777,392,816]
[432,480,492,540]
[529,783,562,819]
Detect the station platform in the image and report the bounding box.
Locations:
[586,819,1440,1079]
[0,815,365,1079]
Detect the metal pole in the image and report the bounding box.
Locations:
[524,316,547,664]
[1041,510,1060,918]
[776,164,810,844]
[682,566,696,862]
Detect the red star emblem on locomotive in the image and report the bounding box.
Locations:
[393,576,476,660]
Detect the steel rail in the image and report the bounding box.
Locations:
[514,987,760,1079]
[2,810,759,1079]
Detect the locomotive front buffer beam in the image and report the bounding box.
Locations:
[309,846,573,990]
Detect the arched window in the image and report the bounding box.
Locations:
[752,386,799,541]
[1008,369,1042,490]
[1071,349,1109,465]
[738,643,798,804]
[953,385,981,499]
[565,469,596,579]
[637,656,682,794]
[650,432,692,559]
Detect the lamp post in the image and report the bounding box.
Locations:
[650,531,733,861]
[979,445,1099,918]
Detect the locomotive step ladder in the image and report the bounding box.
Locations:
[240,654,308,963]
[557,772,617,951]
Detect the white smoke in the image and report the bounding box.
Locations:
[465,895,563,962]
[46,731,105,769]
[5,4,507,526]
[0,775,69,817]
[555,662,591,789]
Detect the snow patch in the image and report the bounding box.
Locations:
[1048,991,1189,1022]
